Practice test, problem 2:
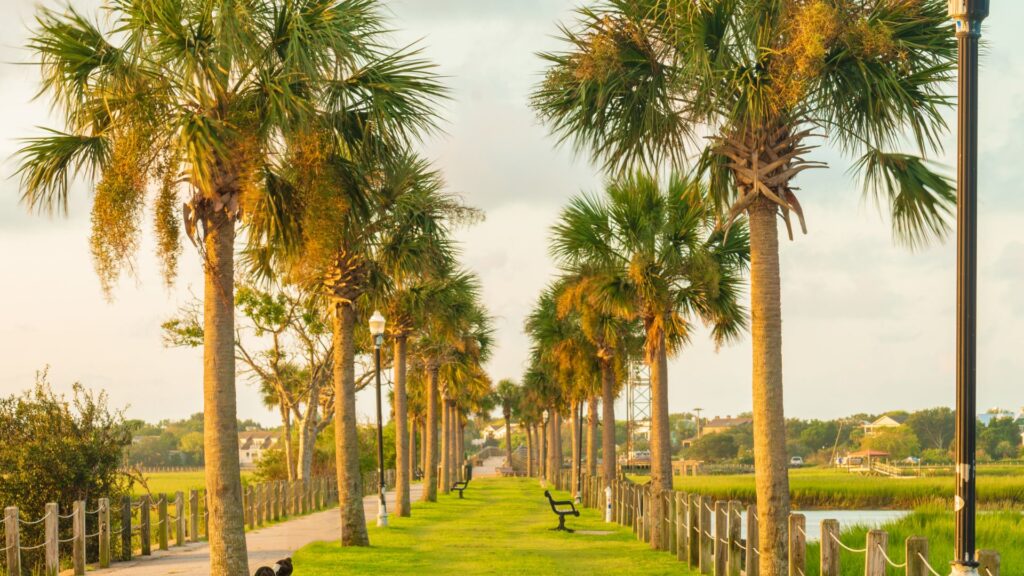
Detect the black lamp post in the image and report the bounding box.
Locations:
[369,310,389,528]
[575,402,583,504]
[948,1,987,573]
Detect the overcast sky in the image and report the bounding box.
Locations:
[1,1,1021,428]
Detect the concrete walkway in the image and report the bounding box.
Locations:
[90,484,422,575]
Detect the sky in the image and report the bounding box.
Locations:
[0,0,1022,428]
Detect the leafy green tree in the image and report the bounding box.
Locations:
[534,2,955,569]
[861,426,920,459]
[906,407,955,451]
[979,418,1021,460]
[689,433,739,462]
[549,172,748,549]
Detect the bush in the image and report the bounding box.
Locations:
[0,370,133,569]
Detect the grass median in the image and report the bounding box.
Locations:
[294,477,696,575]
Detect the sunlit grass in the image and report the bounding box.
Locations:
[294,477,696,575]
[133,471,253,497]
[642,467,1024,509]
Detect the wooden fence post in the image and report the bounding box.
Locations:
[46,502,60,574]
[699,496,713,575]
[140,494,151,556]
[746,504,759,576]
[4,506,20,576]
[120,496,132,561]
[99,497,110,567]
[676,492,686,562]
[820,519,840,576]
[190,490,199,543]
[864,530,888,576]
[788,513,806,576]
[714,501,727,576]
[248,486,256,530]
[667,492,676,553]
[978,550,1000,576]
[906,536,929,576]
[73,500,86,576]
[158,494,169,551]
[688,493,700,569]
[727,501,742,576]
[175,492,185,546]
[257,484,265,527]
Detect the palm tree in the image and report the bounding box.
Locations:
[17,1,439,568]
[533,2,955,569]
[495,379,521,467]
[412,269,493,501]
[549,173,749,549]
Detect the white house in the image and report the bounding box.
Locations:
[238,431,280,468]
[861,414,907,436]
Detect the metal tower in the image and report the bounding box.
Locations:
[625,359,651,470]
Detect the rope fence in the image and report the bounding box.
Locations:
[556,472,1003,576]
[0,474,346,575]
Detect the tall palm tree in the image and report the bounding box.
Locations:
[495,379,521,467]
[549,173,749,549]
[412,269,493,501]
[533,2,954,569]
[16,1,439,569]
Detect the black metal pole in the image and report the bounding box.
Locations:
[576,401,583,502]
[374,337,388,527]
[949,1,987,571]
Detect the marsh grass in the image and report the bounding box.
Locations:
[658,468,1024,509]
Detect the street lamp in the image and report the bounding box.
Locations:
[368,310,388,528]
[693,407,703,439]
[948,1,987,573]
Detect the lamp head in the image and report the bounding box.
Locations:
[368,310,386,337]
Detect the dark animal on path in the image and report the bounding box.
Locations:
[254,558,293,576]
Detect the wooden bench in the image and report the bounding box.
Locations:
[543,490,580,532]
[451,479,470,498]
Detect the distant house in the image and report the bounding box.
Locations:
[861,414,907,436]
[238,431,280,468]
[977,409,1017,427]
[702,417,752,436]
[482,423,517,440]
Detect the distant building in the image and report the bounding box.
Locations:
[861,414,907,436]
[702,416,752,436]
[238,431,280,468]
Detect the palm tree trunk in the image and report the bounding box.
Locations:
[393,336,410,517]
[546,411,560,485]
[648,329,672,550]
[457,419,465,480]
[601,359,616,486]
[570,403,580,499]
[440,397,450,494]
[281,404,295,481]
[587,396,598,477]
[503,411,513,467]
[525,425,534,477]
[333,301,369,546]
[201,211,248,576]
[409,417,417,486]
[420,419,427,481]
[539,420,548,481]
[423,364,439,502]
[749,197,791,574]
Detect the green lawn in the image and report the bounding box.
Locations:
[132,470,253,496]
[294,477,696,575]
[645,467,1024,509]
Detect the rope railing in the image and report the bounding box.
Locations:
[918,552,942,576]
[877,543,907,569]
[828,530,867,554]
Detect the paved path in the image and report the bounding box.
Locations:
[90,484,422,575]
[473,456,506,478]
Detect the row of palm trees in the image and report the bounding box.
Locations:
[528,1,958,573]
[15,0,492,573]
